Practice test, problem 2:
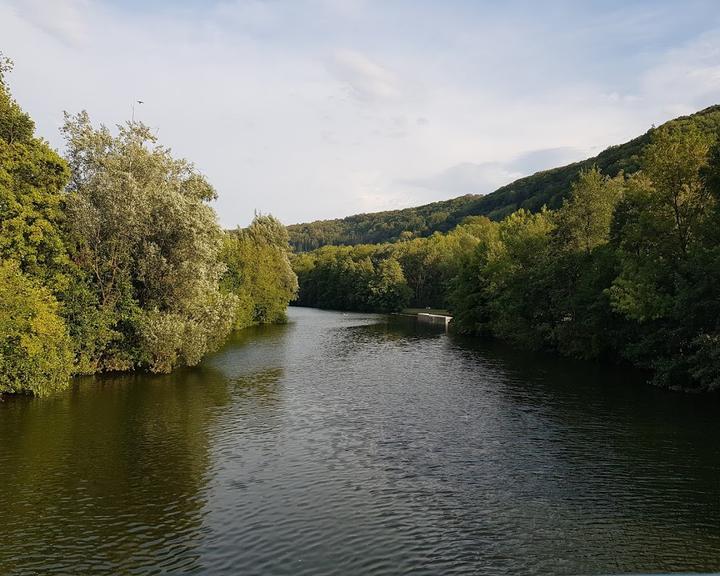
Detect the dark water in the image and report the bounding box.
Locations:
[1,307,719,575]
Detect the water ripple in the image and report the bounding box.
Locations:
[0,307,719,575]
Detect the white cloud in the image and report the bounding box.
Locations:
[641,29,720,117]
[405,162,522,197]
[327,49,401,103]
[8,0,91,45]
[402,147,589,198]
[0,1,717,227]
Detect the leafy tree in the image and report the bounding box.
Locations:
[0,56,298,395]
[480,209,555,348]
[554,167,625,254]
[446,217,500,334]
[368,257,411,312]
[640,125,713,256]
[290,118,720,391]
[221,214,298,328]
[61,113,236,373]
[0,54,74,394]
[0,55,34,145]
[605,126,716,388]
[0,54,70,288]
[0,260,73,395]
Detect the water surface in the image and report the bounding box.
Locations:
[1,307,719,575]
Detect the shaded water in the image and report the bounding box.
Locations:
[1,307,719,575]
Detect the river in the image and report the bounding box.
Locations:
[1,307,718,575]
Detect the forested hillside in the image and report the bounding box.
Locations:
[288,105,720,251]
[288,194,480,251]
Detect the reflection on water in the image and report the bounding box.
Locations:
[0,367,231,574]
[0,307,718,575]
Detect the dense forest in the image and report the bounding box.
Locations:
[0,56,297,396]
[293,122,720,392]
[287,105,720,251]
[293,217,485,312]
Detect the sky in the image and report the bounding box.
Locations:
[1,0,719,227]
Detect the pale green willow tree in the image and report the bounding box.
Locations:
[62,113,236,373]
[220,214,298,328]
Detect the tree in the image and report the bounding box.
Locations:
[221,214,298,328]
[554,167,624,254]
[0,260,73,395]
[608,126,718,388]
[0,55,74,394]
[447,217,501,334]
[368,257,411,312]
[641,125,713,256]
[0,54,70,288]
[61,113,236,373]
[0,55,34,145]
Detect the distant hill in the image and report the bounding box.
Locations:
[287,105,720,252]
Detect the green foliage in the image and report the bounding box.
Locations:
[0,260,73,395]
[61,112,237,373]
[0,56,70,288]
[292,221,481,313]
[638,124,712,256]
[606,126,718,389]
[0,55,34,145]
[448,210,556,348]
[555,167,625,254]
[0,54,74,394]
[220,214,298,328]
[2,51,719,394]
[287,195,481,251]
[368,258,411,312]
[448,126,720,391]
[293,246,377,312]
[295,123,720,391]
[0,57,304,395]
[292,109,720,392]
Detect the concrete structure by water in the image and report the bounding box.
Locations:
[416,312,453,330]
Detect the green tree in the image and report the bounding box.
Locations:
[62,113,236,373]
[448,209,555,348]
[447,217,501,334]
[544,168,627,358]
[221,214,298,328]
[0,260,73,395]
[641,125,713,256]
[0,54,75,394]
[0,54,70,288]
[608,126,717,388]
[368,257,411,312]
[554,167,624,254]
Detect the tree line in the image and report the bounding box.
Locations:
[287,105,720,251]
[292,218,483,312]
[0,57,297,396]
[293,125,720,392]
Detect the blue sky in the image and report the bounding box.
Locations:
[1,0,719,226]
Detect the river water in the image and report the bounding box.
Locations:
[1,307,719,575]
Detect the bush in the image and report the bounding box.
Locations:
[0,260,74,395]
